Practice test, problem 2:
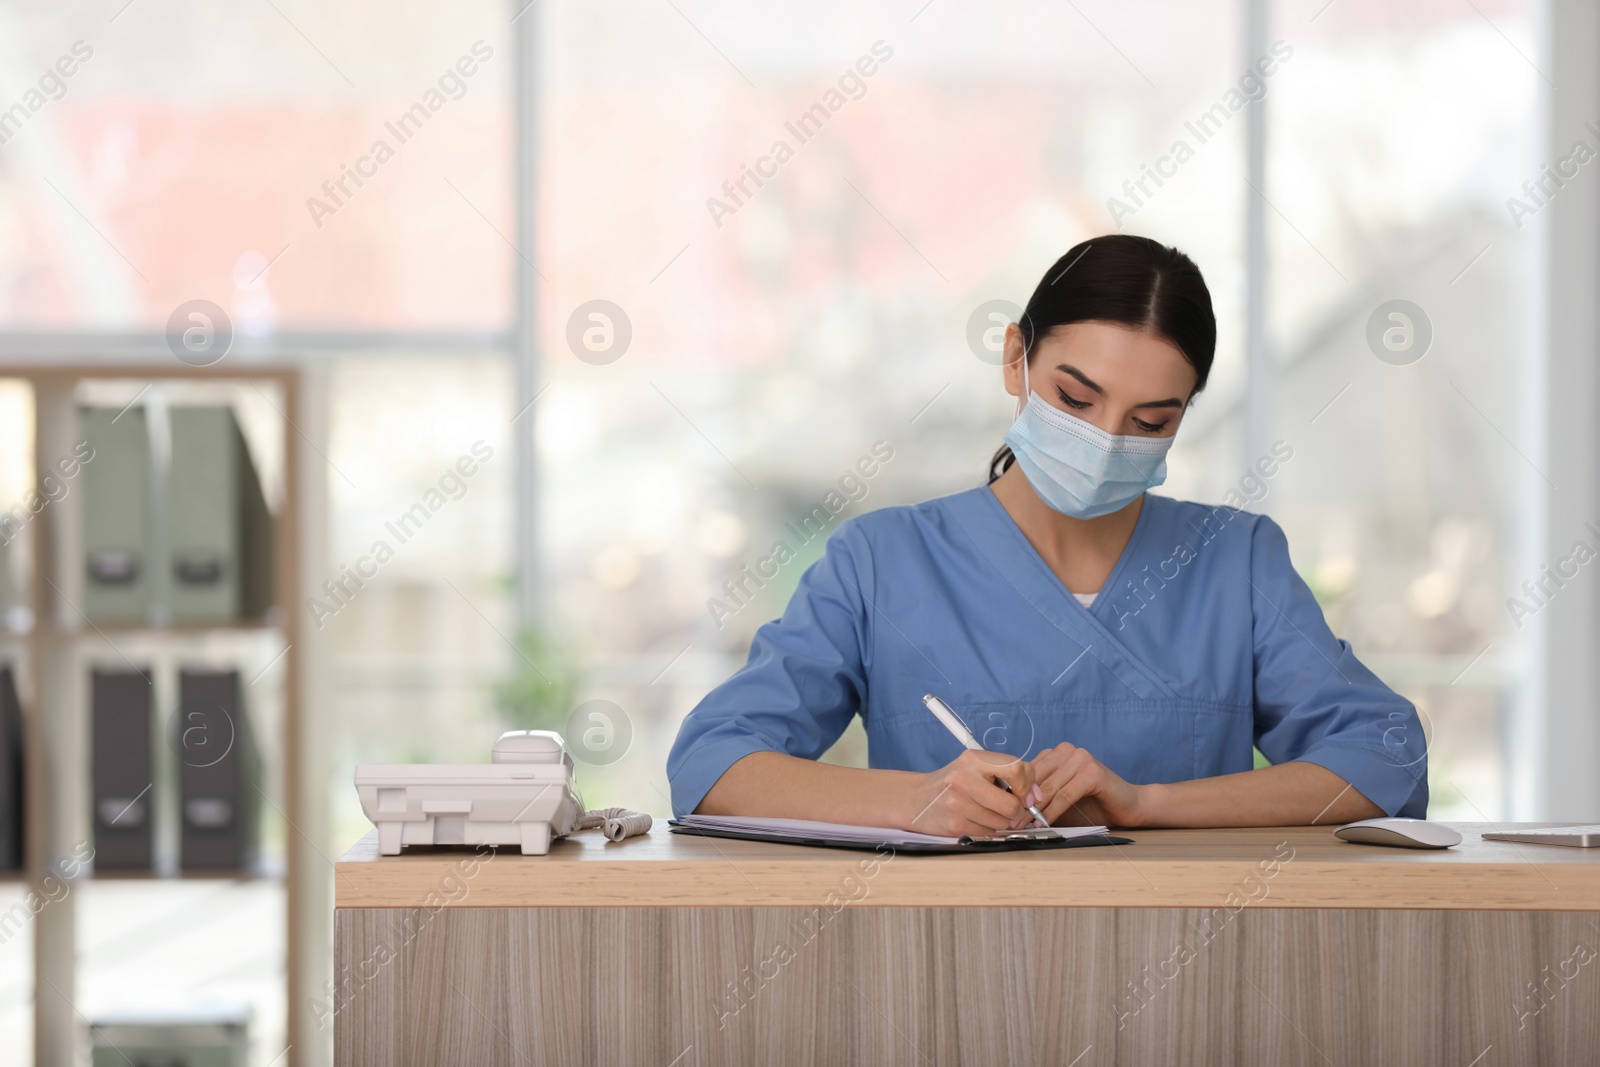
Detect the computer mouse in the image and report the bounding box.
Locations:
[1333,817,1462,849]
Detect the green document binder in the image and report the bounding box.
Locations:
[168,406,273,622]
[81,406,153,623]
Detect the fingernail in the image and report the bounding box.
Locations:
[1029,784,1043,803]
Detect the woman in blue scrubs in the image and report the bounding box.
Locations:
[667,235,1427,837]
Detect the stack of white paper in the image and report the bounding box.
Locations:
[674,814,1109,847]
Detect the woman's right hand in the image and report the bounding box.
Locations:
[898,749,1038,837]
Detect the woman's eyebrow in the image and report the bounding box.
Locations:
[1055,364,1104,394]
[1055,363,1184,409]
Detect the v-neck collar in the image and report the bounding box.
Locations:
[975,484,1157,620]
[945,486,1177,700]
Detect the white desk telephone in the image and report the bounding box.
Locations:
[354,730,651,856]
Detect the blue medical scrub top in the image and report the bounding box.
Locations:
[667,486,1428,820]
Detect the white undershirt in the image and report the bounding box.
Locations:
[1074,591,1099,608]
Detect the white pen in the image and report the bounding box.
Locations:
[921,692,1053,831]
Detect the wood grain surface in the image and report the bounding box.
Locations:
[332,905,1600,1067]
[333,823,1600,911]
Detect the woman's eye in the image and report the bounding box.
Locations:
[1055,387,1090,410]
[1133,417,1168,434]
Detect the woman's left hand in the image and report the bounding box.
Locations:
[1029,742,1147,828]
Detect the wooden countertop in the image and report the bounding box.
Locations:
[333,823,1600,911]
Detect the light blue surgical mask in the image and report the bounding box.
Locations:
[1002,358,1174,520]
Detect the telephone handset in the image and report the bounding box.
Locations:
[355,730,651,856]
[491,729,568,765]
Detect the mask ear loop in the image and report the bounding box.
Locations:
[1014,312,1034,420]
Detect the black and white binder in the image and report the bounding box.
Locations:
[177,669,257,870]
[91,668,154,870]
[0,665,23,872]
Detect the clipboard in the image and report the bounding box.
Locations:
[668,818,1133,854]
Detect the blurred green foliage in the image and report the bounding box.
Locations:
[493,626,580,735]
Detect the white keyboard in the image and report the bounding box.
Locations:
[1483,825,1600,848]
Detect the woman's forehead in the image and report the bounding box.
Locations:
[1034,322,1197,393]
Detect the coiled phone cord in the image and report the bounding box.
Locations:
[576,806,653,842]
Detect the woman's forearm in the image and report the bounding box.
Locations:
[699,753,1384,831]
[698,749,1044,837]
[1136,761,1383,827]
[695,751,923,827]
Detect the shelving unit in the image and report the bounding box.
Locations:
[4,365,312,1067]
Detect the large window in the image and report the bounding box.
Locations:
[1260,3,1538,819]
